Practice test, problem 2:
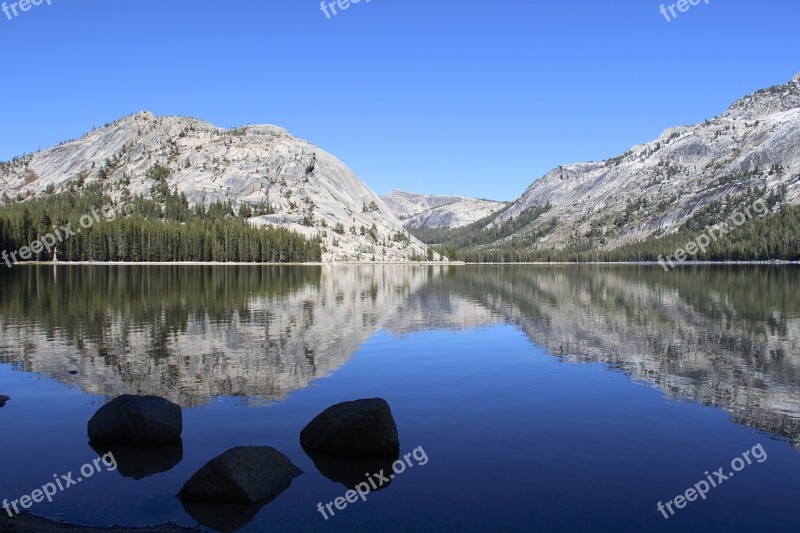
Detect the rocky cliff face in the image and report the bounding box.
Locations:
[0,112,438,262]
[486,74,800,249]
[382,190,507,229]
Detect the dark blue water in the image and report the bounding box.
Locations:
[1,265,799,531]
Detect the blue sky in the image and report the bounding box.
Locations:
[0,0,798,201]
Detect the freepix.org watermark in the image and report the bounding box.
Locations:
[657,199,768,271]
[656,443,767,520]
[316,445,428,520]
[1,203,117,268]
[320,0,371,20]
[659,0,711,23]
[3,453,117,517]
[1,0,52,22]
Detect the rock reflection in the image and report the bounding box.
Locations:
[435,265,800,449]
[90,441,184,479]
[303,446,397,491]
[179,500,263,533]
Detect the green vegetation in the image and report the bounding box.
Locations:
[0,172,321,264]
[598,203,800,263]
[410,204,552,260]
[413,200,800,263]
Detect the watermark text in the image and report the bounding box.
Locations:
[2,0,52,22]
[320,0,371,20]
[3,453,117,517]
[656,443,767,519]
[658,199,768,271]
[660,0,710,23]
[316,445,428,520]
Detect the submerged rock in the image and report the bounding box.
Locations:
[178,446,302,505]
[0,395,9,408]
[300,398,400,456]
[88,395,182,446]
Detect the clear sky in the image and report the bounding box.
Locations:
[0,0,798,201]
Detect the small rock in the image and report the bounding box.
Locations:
[178,446,302,505]
[88,395,182,446]
[0,395,9,408]
[300,398,400,456]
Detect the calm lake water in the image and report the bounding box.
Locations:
[1,265,799,532]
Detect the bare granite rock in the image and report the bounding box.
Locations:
[300,398,400,456]
[88,395,182,446]
[178,446,302,505]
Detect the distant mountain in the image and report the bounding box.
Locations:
[442,73,800,254]
[382,190,507,229]
[0,112,438,262]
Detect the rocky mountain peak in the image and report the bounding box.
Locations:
[486,75,800,251]
[0,114,439,262]
[724,74,800,120]
[382,190,507,229]
[130,110,155,120]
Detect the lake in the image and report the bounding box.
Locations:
[1,265,799,532]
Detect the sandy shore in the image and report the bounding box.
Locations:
[0,513,198,532]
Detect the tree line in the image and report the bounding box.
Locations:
[425,204,800,263]
[0,181,321,264]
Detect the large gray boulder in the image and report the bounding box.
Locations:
[178,446,302,505]
[300,398,400,456]
[88,395,182,446]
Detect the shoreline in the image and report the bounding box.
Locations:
[8,261,461,267]
[1,512,198,532]
[5,260,798,267]
[464,260,800,266]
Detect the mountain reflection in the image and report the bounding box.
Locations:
[431,265,800,449]
[0,264,798,448]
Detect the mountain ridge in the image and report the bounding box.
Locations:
[0,112,439,262]
[4,73,800,261]
[466,73,800,253]
[381,190,507,229]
